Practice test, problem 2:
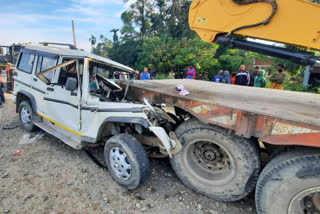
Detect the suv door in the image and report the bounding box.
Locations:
[14,52,36,93]
[44,59,81,136]
[32,53,58,115]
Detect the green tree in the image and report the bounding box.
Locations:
[93,35,112,57]
[110,29,119,43]
[123,0,152,37]
[89,35,96,53]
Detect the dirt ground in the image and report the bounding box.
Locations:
[0,93,257,214]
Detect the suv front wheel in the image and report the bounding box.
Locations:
[19,101,35,132]
[104,134,150,190]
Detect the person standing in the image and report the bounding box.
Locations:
[186,66,196,79]
[235,65,250,86]
[230,72,237,84]
[212,70,223,83]
[141,67,151,80]
[197,73,204,80]
[269,64,287,90]
[168,69,175,79]
[254,68,266,88]
[203,73,210,81]
[0,70,4,107]
[221,70,231,84]
[150,67,157,79]
[134,68,140,80]
[0,70,3,91]
[0,89,2,107]
[0,86,3,108]
[249,66,260,86]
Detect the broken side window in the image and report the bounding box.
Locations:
[57,58,83,88]
[36,55,58,82]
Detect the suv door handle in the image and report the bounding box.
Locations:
[33,78,37,82]
[47,87,54,92]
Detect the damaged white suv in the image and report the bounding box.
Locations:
[11,43,181,189]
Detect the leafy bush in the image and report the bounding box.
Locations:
[155,73,171,79]
[283,80,319,93]
[265,77,319,93]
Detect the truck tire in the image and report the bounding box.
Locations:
[170,119,261,202]
[255,151,320,214]
[104,134,150,190]
[18,101,35,132]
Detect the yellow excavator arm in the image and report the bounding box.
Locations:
[189,0,320,65]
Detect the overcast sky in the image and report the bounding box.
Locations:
[0,0,134,51]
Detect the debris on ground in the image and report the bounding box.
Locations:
[13,150,23,156]
[19,132,46,145]
[2,122,21,130]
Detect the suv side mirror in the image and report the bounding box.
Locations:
[66,77,77,91]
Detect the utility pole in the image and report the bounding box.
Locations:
[72,20,77,49]
[90,35,93,53]
[303,65,311,87]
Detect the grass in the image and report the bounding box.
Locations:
[155,73,172,79]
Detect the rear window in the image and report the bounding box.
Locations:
[36,56,58,82]
[17,53,35,73]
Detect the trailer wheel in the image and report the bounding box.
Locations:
[18,101,35,132]
[170,119,260,202]
[255,151,320,214]
[104,134,150,190]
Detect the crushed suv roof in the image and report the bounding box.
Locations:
[22,44,133,73]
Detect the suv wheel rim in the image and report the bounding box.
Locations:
[21,107,31,124]
[109,147,132,181]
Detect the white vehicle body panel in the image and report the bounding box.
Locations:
[12,43,180,155]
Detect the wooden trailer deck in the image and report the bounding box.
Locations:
[122,79,320,148]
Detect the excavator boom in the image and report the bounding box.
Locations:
[189,0,320,64]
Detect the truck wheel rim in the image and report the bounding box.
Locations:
[109,147,132,181]
[185,140,236,184]
[288,187,320,214]
[21,107,31,124]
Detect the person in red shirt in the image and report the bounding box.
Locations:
[185,66,196,79]
[230,72,237,84]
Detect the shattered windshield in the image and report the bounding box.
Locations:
[88,61,130,101]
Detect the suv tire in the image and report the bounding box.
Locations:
[104,134,150,190]
[19,101,35,132]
